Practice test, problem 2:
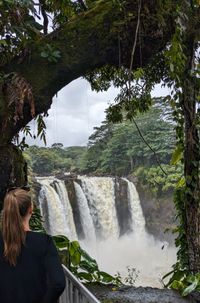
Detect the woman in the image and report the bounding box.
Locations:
[0,188,66,303]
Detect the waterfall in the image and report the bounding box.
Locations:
[53,180,77,240]
[37,177,77,240]
[37,176,145,239]
[79,176,119,239]
[73,181,96,242]
[123,178,146,233]
[36,175,176,288]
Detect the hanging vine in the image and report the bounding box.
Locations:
[86,0,200,295]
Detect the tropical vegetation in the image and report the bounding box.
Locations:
[24,98,181,197]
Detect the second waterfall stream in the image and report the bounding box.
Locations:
[37,175,176,287]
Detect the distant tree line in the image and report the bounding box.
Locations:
[24,98,181,195]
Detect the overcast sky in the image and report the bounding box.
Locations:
[24,78,169,147]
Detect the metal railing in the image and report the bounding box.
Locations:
[59,265,101,303]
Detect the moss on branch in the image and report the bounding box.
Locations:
[1,0,174,141]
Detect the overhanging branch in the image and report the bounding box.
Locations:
[1,0,174,142]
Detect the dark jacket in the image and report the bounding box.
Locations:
[0,231,66,303]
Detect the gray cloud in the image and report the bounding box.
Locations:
[23,79,170,147]
[24,78,119,147]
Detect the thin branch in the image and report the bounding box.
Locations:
[132,118,168,175]
[127,0,167,175]
[77,0,87,11]
[128,0,142,85]
[39,0,48,35]
[118,34,121,68]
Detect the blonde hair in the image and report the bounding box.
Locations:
[2,189,31,266]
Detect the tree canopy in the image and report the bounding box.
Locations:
[0,0,174,141]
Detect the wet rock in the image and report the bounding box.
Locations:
[114,178,132,236]
[135,182,176,244]
[88,285,197,303]
[65,178,85,239]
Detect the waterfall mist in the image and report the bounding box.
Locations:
[37,175,177,288]
[80,232,176,287]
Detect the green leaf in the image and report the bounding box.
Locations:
[170,63,174,73]
[71,251,81,266]
[171,145,183,165]
[77,272,93,282]
[0,40,7,46]
[79,248,98,267]
[177,177,185,188]
[99,271,115,283]
[53,235,70,249]
[182,279,199,296]
[79,260,98,273]
[170,280,184,290]
[41,51,48,58]
[69,241,80,256]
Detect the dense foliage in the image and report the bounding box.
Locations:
[24,99,183,198]
[0,0,92,65]
[81,99,175,175]
[24,98,176,177]
[24,144,86,174]
[135,164,182,197]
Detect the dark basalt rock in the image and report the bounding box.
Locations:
[64,178,85,239]
[87,284,198,303]
[114,178,132,236]
[136,184,176,244]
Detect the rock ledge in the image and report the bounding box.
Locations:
[88,285,199,303]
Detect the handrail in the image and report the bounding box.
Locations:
[59,265,101,303]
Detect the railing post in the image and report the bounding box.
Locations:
[59,265,100,303]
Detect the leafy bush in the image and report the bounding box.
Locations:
[53,235,122,285]
[134,164,182,196]
[163,264,200,296]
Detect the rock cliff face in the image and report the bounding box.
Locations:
[114,178,132,236]
[64,178,85,239]
[87,285,199,303]
[136,183,176,244]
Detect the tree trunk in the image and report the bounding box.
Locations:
[182,39,200,273]
[130,156,134,171]
[0,144,27,206]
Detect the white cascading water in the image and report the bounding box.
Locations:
[37,177,77,240]
[79,176,119,239]
[37,176,177,287]
[73,181,96,242]
[77,177,176,287]
[53,180,77,240]
[123,178,146,233]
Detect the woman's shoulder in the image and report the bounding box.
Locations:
[26,231,48,237]
[26,231,54,254]
[27,231,51,238]
[26,231,52,245]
